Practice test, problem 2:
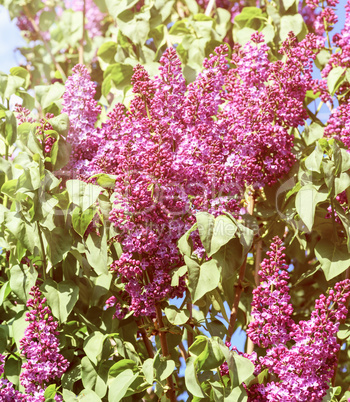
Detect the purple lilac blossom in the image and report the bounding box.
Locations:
[19,286,69,400]
[244,237,350,401]
[63,33,323,317]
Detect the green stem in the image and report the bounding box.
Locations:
[79,0,86,65]
[37,222,47,279]
[155,303,176,401]
[3,144,9,208]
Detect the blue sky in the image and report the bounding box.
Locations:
[0,5,25,73]
[0,1,348,73]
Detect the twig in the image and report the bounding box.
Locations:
[227,193,255,339]
[3,144,9,208]
[204,0,215,16]
[37,222,47,279]
[137,321,154,358]
[186,300,193,348]
[23,5,66,80]
[179,341,188,360]
[155,303,176,401]
[79,0,86,65]
[246,239,262,354]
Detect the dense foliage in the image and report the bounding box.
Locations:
[1,0,350,400]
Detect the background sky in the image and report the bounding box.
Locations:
[0,1,348,73]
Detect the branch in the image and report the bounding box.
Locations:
[155,304,176,401]
[23,5,66,81]
[246,239,262,354]
[227,193,255,339]
[204,0,215,16]
[186,300,194,348]
[79,0,86,65]
[137,320,154,358]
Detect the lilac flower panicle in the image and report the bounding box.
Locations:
[19,286,69,400]
[63,36,323,317]
[246,237,295,348]
[245,237,350,401]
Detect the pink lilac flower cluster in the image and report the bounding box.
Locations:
[63,33,322,316]
[323,0,350,77]
[19,286,69,401]
[323,1,350,146]
[305,0,339,36]
[0,355,25,401]
[244,237,350,401]
[16,0,51,42]
[64,0,106,38]
[14,105,57,154]
[246,237,295,348]
[61,64,102,177]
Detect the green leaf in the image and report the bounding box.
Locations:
[234,7,262,28]
[44,227,72,265]
[338,323,350,340]
[10,67,30,89]
[0,281,11,306]
[189,336,224,371]
[315,240,350,280]
[295,184,328,232]
[235,27,256,46]
[212,238,243,280]
[305,142,323,173]
[39,10,56,31]
[98,41,118,64]
[105,0,139,19]
[1,110,17,146]
[187,259,220,303]
[327,66,345,95]
[196,212,215,254]
[39,82,65,110]
[66,180,102,210]
[42,279,79,323]
[232,354,255,386]
[72,206,95,237]
[4,75,25,98]
[142,359,154,385]
[164,305,190,325]
[210,215,237,257]
[102,63,134,96]
[83,332,108,366]
[178,223,197,257]
[185,356,206,398]
[10,264,38,301]
[85,230,108,275]
[335,172,350,198]
[5,212,38,253]
[156,359,175,382]
[280,14,304,41]
[12,310,28,350]
[49,114,70,137]
[108,369,138,402]
[4,357,21,388]
[171,265,187,287]
[282,0,296,10]
[78,389,102,402]
[44,384,57,399]
[116,9,150,45]
[109,359,137,378]
[304,123,324,146]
